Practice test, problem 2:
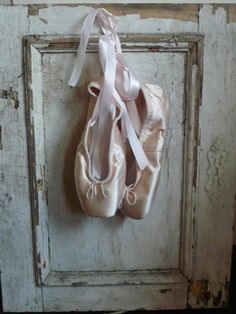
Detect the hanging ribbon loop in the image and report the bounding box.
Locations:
[68,8,140,103]
[68,8,117,87]
[68,8,149,170]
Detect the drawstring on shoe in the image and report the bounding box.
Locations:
[119,184,137,208]
[86,182,110,200]
[68,8,149,174]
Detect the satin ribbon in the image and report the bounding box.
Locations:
[89,36,117,177]
[68,8,148,172]
[68,8,117,87]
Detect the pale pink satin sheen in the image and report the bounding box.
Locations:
[68,8,148,177]
[120,84,170,219]
[71,8,171,219]
[74,108,127,217]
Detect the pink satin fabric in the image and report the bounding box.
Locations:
[68,8,148,177]
[120,84,170,219]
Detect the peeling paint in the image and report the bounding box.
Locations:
[190,280,211,306]
[0,88,19,109]
[27,3,198,22]
[45,218,51,260]
[37,252,42,282]
[28,4,47,16]
[39,17,48,24]
[188,279,229,308]
[36,179,43,192]
[212,288,222,306]
[0,125,2,150]
[88,4,199,22]
[159,288,172,293]
[0,193,12,210]
[0,89,8,99]
[72,281,88,286]
[205,138,228,203]
[0,172,5,184]
[40,164,45,177]
[1,2,232,306]
[212,4,236,23]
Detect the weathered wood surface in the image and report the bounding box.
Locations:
[43,49,184,272]
[0,6,43,312]
[44,269,187,287]
[0,3,236,312]
[24,34,199,298]
[188,5,236,308]
[234,213,236,245]
[42,284,188,312]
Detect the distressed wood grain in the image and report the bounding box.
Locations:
[26,3,199,21]
[44,47,184,272]
[0,6,43,312]
[23,32,202,312]
[27,4,198,34]
[44,269,187,286]
[0,2,236,312]
[24,35,201,292]
[187,4,236,308]
[43,284,188,312]
[234,211,236,245]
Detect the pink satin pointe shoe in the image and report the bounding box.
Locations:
[74,81,126,218]
[119,84,170,219]
[69,8,168,219]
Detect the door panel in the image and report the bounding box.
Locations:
[43,51,184,272]
[1,3,236,312]
[24,34,201,294]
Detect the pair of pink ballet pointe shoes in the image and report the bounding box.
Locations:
[74,79,169,219]
[69,8,170,219]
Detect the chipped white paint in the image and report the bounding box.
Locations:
[42,284,188,312]
[30,42,51,281]
[10,0,236,4]
[234,212,236,245]
[187,5,236,308]
[44,269,188,287]
[42,49,184,272]
[28,5,198,34]
[0,6,43,312]
[23,35,199,310]
[0,3,236,312]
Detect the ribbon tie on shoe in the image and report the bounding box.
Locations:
[119,184,137,208]
[86,182,110,200]
[68,8,148,171]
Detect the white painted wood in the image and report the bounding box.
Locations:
[43,284,188,312]
[1,7,196,311]
[42,50,184,272]
[44,269,187,286]
[0,0,11,4]
[24,34,200,293]
[234,210,236,244]
[30,43,51,281]
[0,6,43,312]
[1,2,236,312]
[28,4,198,35]
[10,0,236,5]
[187,4,236,308]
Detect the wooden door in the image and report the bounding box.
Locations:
[0,3,236,312]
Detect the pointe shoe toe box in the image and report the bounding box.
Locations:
[74,126,126,218]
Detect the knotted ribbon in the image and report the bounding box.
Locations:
[68,8,148,175]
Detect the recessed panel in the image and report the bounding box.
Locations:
[41,50,185,271]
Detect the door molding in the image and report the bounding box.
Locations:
[23,34,203,288]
